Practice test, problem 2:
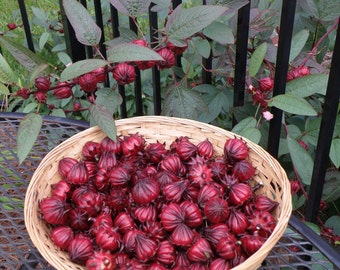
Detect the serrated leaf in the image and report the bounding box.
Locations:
[287,135,313,185]
[0,36,44,72]
[268,94,317,116]
[95,88,123,114]
[323,172,340,201]
[39,32,50,50]
[29,64,49,84]
[89,104,117,141]
[63,0,102,46]
[107,43,164,62]
[109,0,151,17]
[162,84,209,119]
[0,83,10,95]
[249,42,267,77]
[203,21,234,45]
[0,53,16,84]
[17,113,42,164]
[286,74,328,97]
[192,37,211,59]
[330,138,340,168]
[289,29,309,63]
[165,5,228,42]
[60,59,109,82]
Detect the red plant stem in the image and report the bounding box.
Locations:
[300,18,339,67]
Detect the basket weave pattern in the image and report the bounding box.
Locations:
[25,116,292,270]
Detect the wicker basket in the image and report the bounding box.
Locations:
[25,116,292,270]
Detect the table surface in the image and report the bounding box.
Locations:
[0,113,339,270]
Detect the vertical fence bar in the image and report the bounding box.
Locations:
[93,0,107,59]
[305,21,340,223]
[129,18,143,116]
[149,4,161,115]
[59,0,86,62]
[233,1,250,126]
[267,0,297,158]
[17,0,35,52]
[202,0,212,85]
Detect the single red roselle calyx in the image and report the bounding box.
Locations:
[109,166,131,187]
[122,229,143,253]
[241,234,266,256]
[97,151,117,170]
[134,204,158,223]
[145,142,168,164]
[163,180,188,202]
[159,154,185,176]
[188,162,213,186]
[91,67,107,84]
[170,223,195,247]
[258,77,274,92]
[86,251,115,270]
[7,22,17,30]
[35,91,47,103]
[155,171,178,189]
[290,179,301,194]
[209,258,231,270]
[53,82,73,99]
[175,251,190,267]
[90,212,113,236]
[132,177,160,204]
[101,136,122,154]
[135,233,158,262]
[50,226,74,251]
[93,167,110,191]
[34,76,51,92]
[82,141,102,161]
[95,226,121,251]
[121,133,145,156]
[106,188,129,211]
[232,159,256,182]
[39,196,69,225]
[175,137,197,161]
[187,237,213,262]
[224,138,249,163]
[132,39,148,47]
[113,212,135,233]
[142,221,166,241]
[228,182,252,206]
[197,139,214,159]
[249,210,276,237]
[197,183,223,208]
[68,234,94,264]
[66,161,89,185]
[216,234,239,260]
[180,200,203,228]
[254,195,279,213]
[160,203,185,231]
[16,88,30,99]
[58,157,78,178]
[51,179,71,201]
[204,197,229,224]
[74,190,104,217]
[156,240,176,265]
[113,253,131,269]
[227,209,249,235]
[156,47,176,70]
[113,63,136,85]
[79,73,98,93]
[69,207,91,231]
[204,223,230,247]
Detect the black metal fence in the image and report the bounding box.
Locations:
[14,0,340,224]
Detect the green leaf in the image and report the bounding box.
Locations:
[305,117,321,146]
[23,102,38,113]
[268,94,317,116]
[107,43,164,62]
[17,113,42,164]
[165,5,228,42]
[0,36,44,72]
[249,42,267,77]
[51,109,66,118]
[63,0,102,46]
[330,138,340,168]
[323,172,340,201]
[325,215,340,236]
[57,52,72,67]
[203,21,234,45]
[286,74,329,97]
[192,37,211,59]
[109,0,151,17]
[95,88,123,114]
[289,29,309,63]
[232,117,261,143]
[0,83,10,95]
[60,59,109,82]
[287,135,314,185]
[39,32,50,50]
[162,84,209,119]
[89,104,117,141]
[0,53,16,84]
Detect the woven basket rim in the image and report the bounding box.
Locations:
[25,115,292,270]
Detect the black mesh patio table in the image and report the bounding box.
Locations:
[0,112,339,270]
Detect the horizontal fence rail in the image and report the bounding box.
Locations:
[12,0,340,225]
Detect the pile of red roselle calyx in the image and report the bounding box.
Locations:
[39,134,279,269]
